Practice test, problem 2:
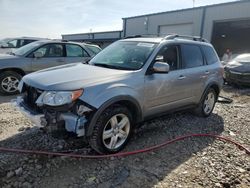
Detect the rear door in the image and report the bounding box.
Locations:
[31,43,65,71]
[179,44,207,103]
[65,44,90,64]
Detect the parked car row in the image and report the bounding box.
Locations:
[13,35,224,154]
[0,40,102,95]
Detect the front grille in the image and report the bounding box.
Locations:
[228,72,250,81]
[24,86,43,113]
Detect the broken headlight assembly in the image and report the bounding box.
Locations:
[36,89,83,106]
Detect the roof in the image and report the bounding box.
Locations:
[123,0,249,19]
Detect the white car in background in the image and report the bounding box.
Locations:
[0,37,46,54]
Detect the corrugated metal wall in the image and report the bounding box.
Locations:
[123,1,250,41]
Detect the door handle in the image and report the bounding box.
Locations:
[178,75,186,80]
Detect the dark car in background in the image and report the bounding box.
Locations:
[0,40,99,95]
[224,54,250,86]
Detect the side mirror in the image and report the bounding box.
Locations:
[33,51,43,58]
[151,61,170,74]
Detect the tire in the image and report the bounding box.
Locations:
[194,88,217,117]
[88,105,133,154]
[0,71,22,95]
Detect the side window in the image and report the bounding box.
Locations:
[66,44,89,57]
[19,40,25,47]
[7,39,18,48]
[181,44,204,68]
[201,46,219,65]
[34,44,63,57]
[154,45,179,71]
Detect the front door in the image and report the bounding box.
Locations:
[144,45,193,117]
[31,43,65,72]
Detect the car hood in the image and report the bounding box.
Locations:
[22,63,133,91]
[225,61,250,73]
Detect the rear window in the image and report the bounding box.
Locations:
[66,44,89,57]
[181,44,204,68]
[202,45,218,65]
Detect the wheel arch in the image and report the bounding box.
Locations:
[200,82,221,104]
[86,95,143,137]
[0,68,26,76]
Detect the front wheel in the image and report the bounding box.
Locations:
[194,88,217,117]
[88,105,133,154]
[0,71,22,95]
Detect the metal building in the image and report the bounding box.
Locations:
[62,30,123,48]
[62,0,250,56]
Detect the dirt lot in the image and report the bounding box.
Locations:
[0,86,249,188]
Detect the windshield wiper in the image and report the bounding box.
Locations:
[94,63,118,69]
[94,63,135,70]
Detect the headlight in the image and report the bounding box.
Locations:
[36,89,83,106]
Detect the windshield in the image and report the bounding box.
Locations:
[234,54,250,63]
[14,41,43,56]
[89,41,156,70]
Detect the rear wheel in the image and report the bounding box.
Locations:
[194,88,217,117]
[88,105,133,154]
[0,71,22,95]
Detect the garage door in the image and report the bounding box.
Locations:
[159,23,193,36]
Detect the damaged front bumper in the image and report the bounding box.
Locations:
[11,97,88,137]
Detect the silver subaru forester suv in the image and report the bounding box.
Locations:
[14,35,224,154]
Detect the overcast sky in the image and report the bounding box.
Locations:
[0,0,236,39]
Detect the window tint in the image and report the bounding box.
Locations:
[182,44,203,68]
[201,46,218,65]
[66,44,88,57]
[23,39,36,46]
[155,46,179,70]
[34,44,63,57]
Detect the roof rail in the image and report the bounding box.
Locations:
[124,35,142,39]
[51,39,69,42]
[164,34,208,42]
[124,34,160,39]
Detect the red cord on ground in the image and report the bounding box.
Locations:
[0,134,249,159]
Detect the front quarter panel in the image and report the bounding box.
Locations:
[79,75,144,110]
[0,57,31,73]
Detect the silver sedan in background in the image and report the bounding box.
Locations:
[0,40,99,95]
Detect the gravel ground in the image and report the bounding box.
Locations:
[0,85,249,188]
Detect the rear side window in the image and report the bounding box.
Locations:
[201,46,218,65]
[66,44,89,57]
[181,44,203,68]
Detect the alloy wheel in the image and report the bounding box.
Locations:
[102,113,130,150]
[203,91,215,115]
[1,76,19,93]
